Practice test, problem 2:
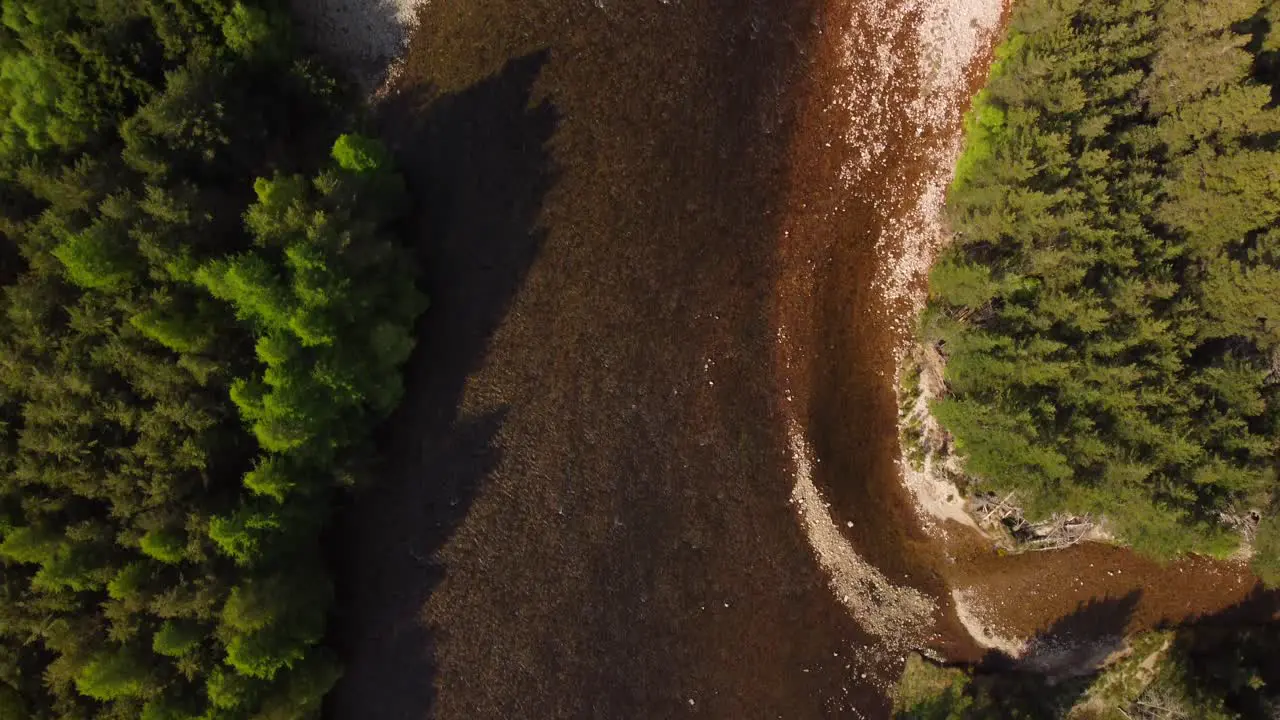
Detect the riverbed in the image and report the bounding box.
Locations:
[323,1,1275,717]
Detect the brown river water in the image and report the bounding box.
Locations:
[326,1,1280,718]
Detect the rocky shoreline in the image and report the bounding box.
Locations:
[894,341,1113,553]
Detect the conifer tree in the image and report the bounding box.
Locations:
[932,0,1280,567]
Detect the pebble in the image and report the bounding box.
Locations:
[291,0,426,89]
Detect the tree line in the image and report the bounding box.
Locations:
[927,0,1280,579]
[0,1,424,718]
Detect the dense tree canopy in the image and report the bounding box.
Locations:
[0,1,424,717]
[929,0,1280,569]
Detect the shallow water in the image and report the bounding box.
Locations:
[330,1,885,717]
[326,1,1276,717]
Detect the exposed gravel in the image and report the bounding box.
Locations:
[897,345,982,537]
[289,0,427,89]
[788,421,937,647]
[776,0,1005,656]
[826,0,1006,347]
[951,588,1026,656]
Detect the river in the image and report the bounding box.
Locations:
[325,1,1273,718]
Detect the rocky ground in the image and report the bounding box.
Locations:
[289,0,426,90]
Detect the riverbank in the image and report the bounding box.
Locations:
[891,336,1266,667]
[874,1,1280,679]
[769,0,1008,669]
[891,249,1268,666]
[288,0,426,90]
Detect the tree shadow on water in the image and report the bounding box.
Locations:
[1159,584,1280,718]
[904,587,1280,718]
[967,591,1143,717]
[324,49,558,720]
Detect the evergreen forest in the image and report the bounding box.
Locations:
[0,1,424,717]
[928,0,1280,578]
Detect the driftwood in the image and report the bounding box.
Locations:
[973,491,1019,525]
[1129,689,1197,720]
[952,301,994,325]
[970,491,1096,551]
[1220,510,1260,544]
[1024,515,1095,552]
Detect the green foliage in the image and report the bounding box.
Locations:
[251,653,342,720]
[130,297,217,354]
[928,258,997,309]
[140,694,200,720]
[932,0,1280,565]
[1073,631,1175,714]
[1157,615,1280,718]
[951,33,1022,191]
[893,655,973,719]
[331,133,391,173]
[52,222,140,290]
[890,654,1050,719]
[1130,655,1237,720]
[0,1,425,717]
[152,621,203,657]
[919,623,1280,720]
[139,528,186,564]
[207,666,261,710]
[221,3,275,56]
[1254,514,1280,586]
[107,562,153,602]
[0,52,87,154]
[242,456,297,502]
[199,138,423,467]
[74,650,151,701]
[221,573,329,680]
[0,525,58,564]
[951,90,1005,192]
[224,629,308,680]
[0,0,149,165]
[208,504,282,565]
